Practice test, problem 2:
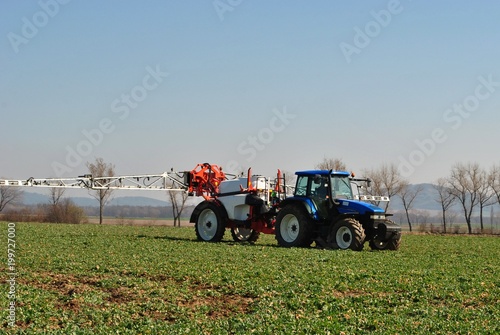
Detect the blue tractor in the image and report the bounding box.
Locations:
[275,170,401,251]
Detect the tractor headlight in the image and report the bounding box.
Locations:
[370,214,385,220]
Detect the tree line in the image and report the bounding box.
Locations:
[0,203,196,224]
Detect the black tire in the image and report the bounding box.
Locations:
[369,231,401,251]
[194,201,226,242]
[275,205,312,248]
[328,218,365,251]
[231,227,260,243]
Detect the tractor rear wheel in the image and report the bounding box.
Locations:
[195,202,226,242]
[231,227,260,243]
[328,218,365,251]
[275,205,311,248]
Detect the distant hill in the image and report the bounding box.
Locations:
[389,183,444,211]
[20,192,49,205]
[109,197,168,207]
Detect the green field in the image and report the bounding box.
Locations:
[1,222,499,334]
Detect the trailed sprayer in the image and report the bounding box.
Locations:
[1,163,401,250]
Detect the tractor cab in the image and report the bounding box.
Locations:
[295,170,353,200]
[293,170,387,217]
[294,170,360,220]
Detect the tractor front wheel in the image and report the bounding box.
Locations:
[328,218,365,251]
[369,232,401,251]
[195,202,226,242]
[275,205,311,248]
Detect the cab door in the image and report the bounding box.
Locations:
[309,175,330,220]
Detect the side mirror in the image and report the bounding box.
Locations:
[366,178,372,188]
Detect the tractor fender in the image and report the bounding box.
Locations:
[279,197,319,220]
[190,199,229,223]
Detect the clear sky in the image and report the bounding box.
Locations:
[1,0,500,184]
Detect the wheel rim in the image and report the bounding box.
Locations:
[233,227,252,241]
[372,238,388,249]
[198,208,218,241]
[280,214,299,243]
[336,226,352,249]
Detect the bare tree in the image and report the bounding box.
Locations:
[477,169,495,232]
[399,182,423,232]
[168,190,188,227]
[315,157,347,171]
[363,163,405,211]
[489,164,500,201]
[0,186,23,212]
[279,169,297,191]
[49,187,65,206]
[488,164,500,232]
[86,158,115,224]
[433,177,456,234]
[47,187,66,223]
[447,162,481,234]
[488,165,500,234]
[45,197,86,224]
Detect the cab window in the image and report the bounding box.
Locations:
[295,176,308,196]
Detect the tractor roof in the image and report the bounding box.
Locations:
[295,170,350,177]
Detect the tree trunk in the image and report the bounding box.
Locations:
[99,204,103,224]
[442,209,447,234]
[405,210,412,232]
[462,204,472,234]
[173,206,181,227]
[172,198,181,227]
[479,206,484,232]
[175,213,181,227]
[172,203,177,227]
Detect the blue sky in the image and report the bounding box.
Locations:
[1,0,499,184]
